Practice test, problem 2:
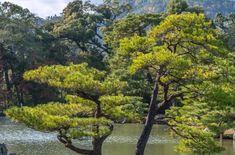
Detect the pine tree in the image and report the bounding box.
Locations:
[6,63,143,155]
[114,13,234,154]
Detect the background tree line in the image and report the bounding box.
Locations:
[120,0,235,18]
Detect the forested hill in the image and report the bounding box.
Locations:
[121,0,235,18]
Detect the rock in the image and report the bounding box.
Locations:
[224,129,235,135]
[0,144,7,155]
[224,129,235,139]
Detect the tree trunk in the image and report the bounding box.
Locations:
[92,138,103,155]
[3,67,11,91]
[136,73,161,155]
[3,67,12,105]
[91,101,103,155]
[15,85,23,106]
[20,91,24,106]
[219,134,223,145]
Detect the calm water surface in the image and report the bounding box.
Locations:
[0,117,235,155]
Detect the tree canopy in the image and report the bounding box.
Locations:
[1,1,235,155]
[114,13,235,154]
[167,0,188,14]
[6,63,143,155]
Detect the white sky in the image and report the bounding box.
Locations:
[0,0,103,18]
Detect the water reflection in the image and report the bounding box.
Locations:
[0,117,234,155]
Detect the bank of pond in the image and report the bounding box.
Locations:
[0,117,234,155]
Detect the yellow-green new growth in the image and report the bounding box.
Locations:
[115,13,235,154]
[6,62,143,155]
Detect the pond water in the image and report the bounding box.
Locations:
[0,117,235,155]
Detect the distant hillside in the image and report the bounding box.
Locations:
[121,0,235,18]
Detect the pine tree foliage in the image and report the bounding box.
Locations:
[105,13,164,106]
[6,63,143,155]
[116,13,235,154]
[215,13,235,51]
[104,13,162,48]
[167,0,188,14]
[166,83,235,154]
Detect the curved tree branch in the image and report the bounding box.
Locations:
[57,134,93,155]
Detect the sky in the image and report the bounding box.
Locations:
[0,0,103,18]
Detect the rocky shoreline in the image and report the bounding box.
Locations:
[0,144,17,155]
